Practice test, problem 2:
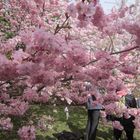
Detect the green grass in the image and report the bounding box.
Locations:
[0,105,140,140]
[30,105,140,140]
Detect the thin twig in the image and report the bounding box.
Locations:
[111,46,139,55]
[84,46,139,66]
[54,16,70,35]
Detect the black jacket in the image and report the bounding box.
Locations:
[125,94,137,108]
[106,94,137,122]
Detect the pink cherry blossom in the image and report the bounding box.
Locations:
[67,3,77,18]
[112,121,124,130]
[0,0,140,136]
[0,118,13,131]
[18,125,36,140]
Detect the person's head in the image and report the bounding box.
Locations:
[91,94,96,101]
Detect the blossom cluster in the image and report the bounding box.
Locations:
[18,125,36,140]
[0,100,29,116]
[0,0,140,137]
[0,118,13,131]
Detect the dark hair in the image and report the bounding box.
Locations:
[91,95,96,101]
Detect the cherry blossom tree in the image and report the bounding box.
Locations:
[0,0,140,139]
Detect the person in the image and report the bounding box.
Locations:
[64,106,69,120]
[136,97,140,108]
[110,90,137,140]
[125,90,137,108]
[85,92,104,140]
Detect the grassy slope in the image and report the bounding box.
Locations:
[32,105,140,140]
[0,105,140,140]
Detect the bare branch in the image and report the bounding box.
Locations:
[111,46,139,55]
[84,46,139,66]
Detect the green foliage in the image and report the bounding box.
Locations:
[6,51,12,59]
[0,16,15,39]
[5,32,15,39]
[0,16,10,26]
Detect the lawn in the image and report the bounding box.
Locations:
[0,105,140,140]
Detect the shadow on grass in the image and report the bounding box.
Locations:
[51,120,84,140]
[67,121,114,140]
[52,121,114,140]
[53,130,84,140]
[36,135,56,140]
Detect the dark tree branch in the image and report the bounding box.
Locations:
[84,46,139,66]
[54,14,70,35]
[111,46,139,55]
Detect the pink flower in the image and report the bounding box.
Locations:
[123,22,140,45]
[23,88,39,102]
[86,3,96,17]
[94,50,109,60]
[67,3,77,18]
[76,2,87,15]
[119,6,128,18]
[0,118,13,131]
[104,94,119,103]
[112,121,124,130]
[128,108,138,116]
[18,125,36,140]
[9,99,29,116]
[104,103,117,115]
[12,49,29,64]
[34,0,44,5]
[0,92,10,101]
[92,0,99,6]
[91,5,107,30]
[133,117,140,131]
[77,20,89,28]
[119,64,138,75]
[116,90,127,97]
[39,92,49,103]
[0,54,17,81]
[16,62,36,76]
[123,111,131,119]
